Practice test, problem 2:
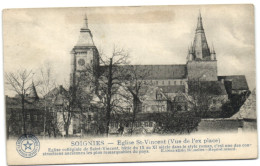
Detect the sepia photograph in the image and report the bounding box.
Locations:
[2,4,258,165]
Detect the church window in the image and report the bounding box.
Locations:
[168,81,170,85]
[149,122,153,127]
[180,81,183,84]
[27,114,30,120]
[174,81,176,85]
[156,81,158,85]
[162,81,164,85]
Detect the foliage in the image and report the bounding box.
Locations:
[153,112,201,134]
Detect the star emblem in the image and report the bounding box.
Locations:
[23,140,33,151]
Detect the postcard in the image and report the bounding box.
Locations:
[3,4,257,165]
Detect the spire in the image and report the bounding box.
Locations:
[75,15,95,47]
[196,10,204,31]
[211,43,216,54]
[210,43,216,60]
[82,14,89,30]
[192,11,211,60]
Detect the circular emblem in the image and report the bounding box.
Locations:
[78,59,85,66]
[16,134,40,158]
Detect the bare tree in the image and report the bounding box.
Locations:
[96,46,130,136]
[122,65,151,135]
[5,68,34,134]
[37,62,56,137]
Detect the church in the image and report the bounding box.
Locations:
[66,12,250,135]
[5,11,251,137]
[70,12,249,111]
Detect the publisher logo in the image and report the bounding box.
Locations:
[16,134,40,158]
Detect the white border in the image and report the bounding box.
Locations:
[1,0,259,166]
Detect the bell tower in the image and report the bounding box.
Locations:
[187,12,218,81]
[70,15,99,90]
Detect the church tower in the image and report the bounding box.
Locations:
[70,16,100,91]
[187,12,217,81]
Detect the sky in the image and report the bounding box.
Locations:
[3,4,255,96]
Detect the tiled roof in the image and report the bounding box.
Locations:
[218,75,249,90]
[231,89,256,119]
[99,64,187,80]
[6,96,44,110]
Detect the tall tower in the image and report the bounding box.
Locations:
[70,16,100,91]
[187,12,218,81]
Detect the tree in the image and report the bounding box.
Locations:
[5,68,34,134]
[153,111,201,134]
[37,62,56,137]
[123,65,151,135]
[96,46,130,136]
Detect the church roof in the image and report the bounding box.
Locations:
[192,12,211,60]
[218,75,249,90]
[74,16,95,48]
[99,64,187,80]
[188,81,227,96]
[231,89,256,119]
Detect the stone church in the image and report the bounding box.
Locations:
[5,12,251,137]
[70,13,249,113]
[65,12,250,135]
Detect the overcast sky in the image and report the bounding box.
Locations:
[3,5,255,96]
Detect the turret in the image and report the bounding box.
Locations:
[210,44,216,60]
[186,43,194,62]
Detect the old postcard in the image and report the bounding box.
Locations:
[3,4,257,165]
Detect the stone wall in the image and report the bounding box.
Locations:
[197,118,257,133]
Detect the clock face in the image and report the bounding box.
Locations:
[78,59,85,66]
